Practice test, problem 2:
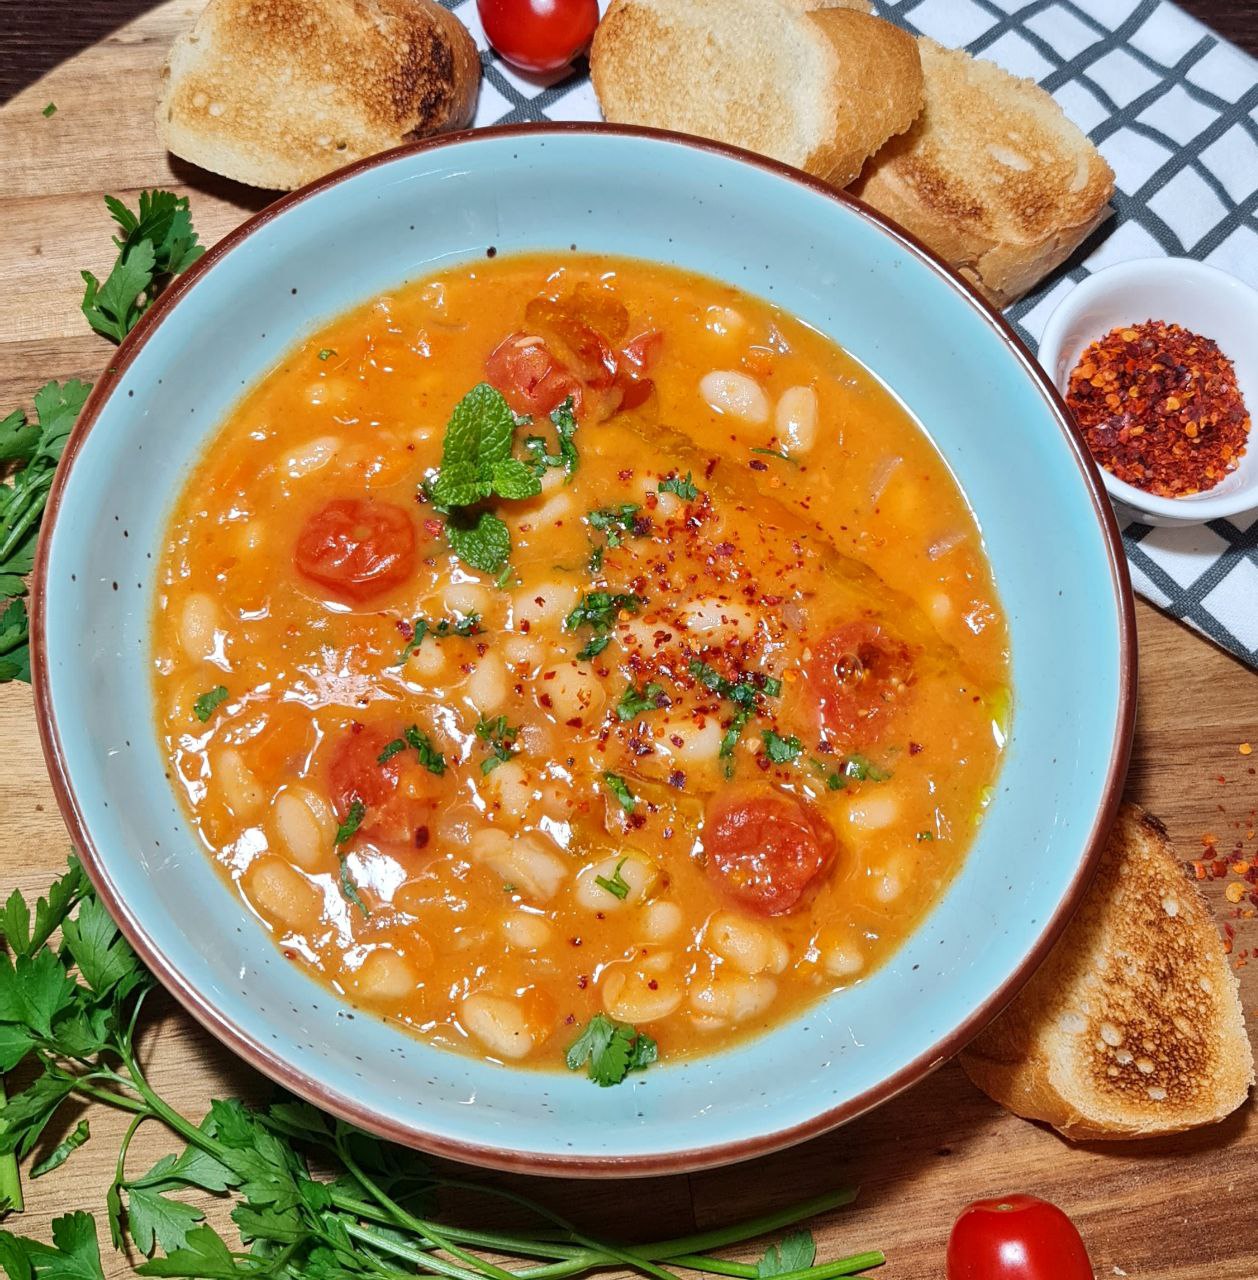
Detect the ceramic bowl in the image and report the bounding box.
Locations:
[34,124,1134,1176]
[1037,258,1258,528]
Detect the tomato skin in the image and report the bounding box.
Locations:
[806,620,914,748]
[704,789,834,916]
[947,1196,1093,1280]
[485,332,578,416]
[328,728,437,858]
[294,499,417,602]
[477,0,599,73]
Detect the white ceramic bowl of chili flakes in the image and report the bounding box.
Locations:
[1038,257,1258,527]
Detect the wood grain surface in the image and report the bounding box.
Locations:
[0,2,1256,1276]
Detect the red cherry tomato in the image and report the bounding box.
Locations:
[294,499,416,602]
[947,1195,1093,1280]
[485,332,579,416]
[704,790,835,916]
[477,0,599,73]
[329,727,438,858]
[806,620,914,748]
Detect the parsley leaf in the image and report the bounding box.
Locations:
[757,1230,817,1277]
[42,102,56,118]
[809,757,847,792]
[762,730,802,765]
[843,754,891,783]
[601,772,635,814]
[658,471,699,500]
[377,737,406,764]
[59,895,138,997]
[317,348,335,361]
[616,681,666,721]
[192,686,228,723]
[917,830,935,842]
[476,715,519,774]
[337,857,369,918]
[594,858,631,900]
[587,504,641,549]
[565,1013,657,1086]
[394,612,481,665]
[80,239,156,344]
[30,1120,90,1180]
[751,447,797,465]
[565,591,644,661]
[404,724,445,776]
[445,509,511,575]
[126,1186,205,1257]
[688,660,782,778]
[334,801,365,848]
[525,396,580,481]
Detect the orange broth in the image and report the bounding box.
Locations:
[152,253,1010,1072]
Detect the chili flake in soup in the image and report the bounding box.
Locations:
[153,254,1010,1076]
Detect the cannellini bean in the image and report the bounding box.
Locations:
[529,492,574,526]
[575,854,656,911]
[602,968,684,1023]
[847,791,900,831]
[928,592,953,625]
[234,521,266,555]
[472,830,567,901]
[216,748,264,819]
[873,867,904,903]
[513,581,579,631]
[689,973,777,1024]
[178,593,220,662]
[482,759,533,820]
[653,489,681,519]
[270,786,335,870]
[824,940,865,978]
[775,386,818,453]
[353,948,419,1001]
[408,642,447,679]
[466,653,507,713]
[708,913,789,975]
[461,993,534,1059]
[642,900,683,942]
[679,597,757,642]
[666,716,723,766]
[281,435,341,478]
[246,857,321,932]
[307,377,351,407]
[442,582,491,617]
[700,371,770,425]
[501,912,553,951]
[540,660,606,722]
[704,305,745,337]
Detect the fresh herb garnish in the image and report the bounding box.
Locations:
[41,102,56,118]
[757,1230,818,1276]
[762,730,802,764]
[689,660,782,777]
[377,737,406,764]
[587,504,641,548]
[588,545,605,573]
[395,612,481,665]
[404,724,446,776]
[317,348,335,360]
[565,1012,657,1086]
[751,447,797,464]
[843,754,891,783]
[601,772,636,814]
[594,858,632,901]
[445,508,512,575]
[616,681,666,721]
[334,800,366,848]
[566,590,644,661]
[191,686,229,724]
[494,563,515,589]
[476,714,520,774]
[809,756,847,791]
[523,396,580,481]
[916,830,935,842]
[333,801,369,915]
[338,856,370,917]
[658,471,699,500]
[81,191,205,343]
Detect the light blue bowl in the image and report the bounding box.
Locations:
[33,125,1135,1176]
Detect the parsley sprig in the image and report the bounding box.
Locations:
[565,1012,656,1085]
[616,681,667,721]
[658,471,699,500]
[688,660,783,776]
[565,591,645,661]
[475,715,520,774]
[523,396,579,481]
[395,612,481,665]
[0,860,884,1277]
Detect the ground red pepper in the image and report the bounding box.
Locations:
[1065,319,1250,497]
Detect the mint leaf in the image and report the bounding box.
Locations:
[762,730,802,765]
[446,510,511,575]
[491,457,542,500]
[601,772,635,814]
[616,681,666,721]
[594,859,631,901]
[757,1230,817,1277]
[126,1188,205,1257]
[442,383,515,472]
[432,460,492,508]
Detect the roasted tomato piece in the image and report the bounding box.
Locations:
[806,620,914,747]
[485,331,578,416]
[704,789,835,916]
[524,296,619,388]
[294,498,416,602]
[329,727,438,857]
[621,328,664,374]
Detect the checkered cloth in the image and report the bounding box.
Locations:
[445,0,1258,666]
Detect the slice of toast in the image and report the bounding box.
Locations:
[961,803,1254,1140]
[851,38,1113,307]
[591,0,923,188]
[156,0,480,191]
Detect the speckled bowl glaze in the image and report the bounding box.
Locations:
[34,124,1135,1177]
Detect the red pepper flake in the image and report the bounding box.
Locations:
[1066,320,1250,496]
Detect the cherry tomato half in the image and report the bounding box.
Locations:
[477,0,599,73]
[704,789,835,916]
[329,727,439,859]
[806,620,914,748]
[294,499,417,602]
[947,1195,1093,1280]
[485,332,579,417]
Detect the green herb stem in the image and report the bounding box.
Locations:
[0,1079,23,1212]
[641,1190,858,1259]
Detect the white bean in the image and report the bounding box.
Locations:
[575,855,656,911]
[482,759,533,820]
[501,913,553,951]
[442,582,491,617]
[775,386,818,453]
[602,968,684,1023]
[246,857,321,932]
[271,786,334,870]
[708,913,789,975]
[281,435,341,478]
[665,716,723,766]
[689,973,777,1024]
[513,582,579,632]
[704,306,745,337]
[178,593,220,662]
[700,371,770,425]
[539,661,606,722]
[679,597,757,642]
[642,900,683,942]
[408,642,447,679]
[847,791,900,831]
[461,993,534,1060]
[216,748,264,819]
[472,830,567,901]
[354,948,419,1001]
[466,653,507,713]
[824,940,865,978]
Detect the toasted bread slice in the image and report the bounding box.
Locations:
[961,803,1254,1140]
[591,0,923,188]
[156,0,480,191]
[851,38,1113,307]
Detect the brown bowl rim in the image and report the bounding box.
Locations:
[32,120,1136,1178]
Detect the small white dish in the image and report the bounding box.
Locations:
[1038,258,1258,527]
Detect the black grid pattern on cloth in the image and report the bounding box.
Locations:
[438,0,1258,666]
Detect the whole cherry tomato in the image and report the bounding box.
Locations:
[805,620,914,749]
[947,1195,1093,1280]
[293,498,416,602]
[477,0,599,73]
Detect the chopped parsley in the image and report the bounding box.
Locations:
[809,757,847,791]
[523,396,580,481]
[395,612,481,665]
[658,471,699,500]
[404,724,446,776]
[588,545,605,574]
[689,660,782,777]
[377,737,406,764]
[762,730,802,764]
[42,102,57,118]
[192,685,228,723]
[476,715,519,774]
[334,800,366,848]
[317,348,335,361]
[338,856,369,918]
[565,1012,658,1086]
[587,503,641,548]
[616,681,666,721]
[601,772,636,814]
[917,830,935,842]
[751,447,797,464]
[565,590,645,661]
[843,754,891,783]
[594,858,632,901]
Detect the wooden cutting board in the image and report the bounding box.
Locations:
[0,3,1255,1276]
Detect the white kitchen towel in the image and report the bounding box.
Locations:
[442,0,1258,666]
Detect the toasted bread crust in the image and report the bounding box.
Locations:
[591,0,922,187]
[851,38,1113,306]
[961,803,1254,1140]
[156,0,480,190]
